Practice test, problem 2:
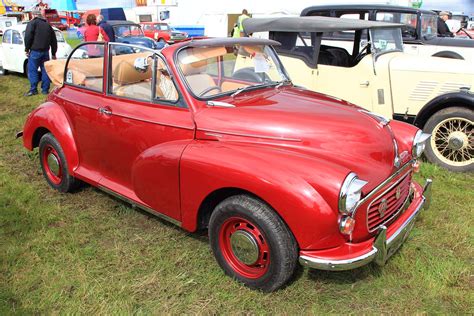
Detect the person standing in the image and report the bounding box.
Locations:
[437,11,454,37]
[24,11,57,96]
[83,14,109,42]
[237,9,250,37]
[97,15,115,42]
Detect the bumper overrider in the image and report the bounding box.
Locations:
[299,179,432,271]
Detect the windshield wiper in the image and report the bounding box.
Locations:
[275,79,292,89]
[231,83,269,98]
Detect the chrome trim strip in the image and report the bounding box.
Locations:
[298,178,431,271]
[197,129,302,142]
[356,160,414,208]
[98,186,182,226]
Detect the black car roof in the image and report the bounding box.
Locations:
[108,20,140,27]
[301,4,436,16]
[187,37,280,48]
[243,16,402,34]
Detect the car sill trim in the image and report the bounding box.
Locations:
[98,185,182,226]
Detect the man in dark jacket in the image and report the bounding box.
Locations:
[24,11,57,96]
[437,11,454,37]
[97,15,115,42]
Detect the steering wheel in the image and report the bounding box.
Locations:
[353,43,370,65]
[199,86,222,97]
[232,67,266,83]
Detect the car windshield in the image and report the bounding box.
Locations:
[375,12,418,39]
[177,44,290,98]
[420,13,438,39]
[114,25,144,37]
[370,28,403,55]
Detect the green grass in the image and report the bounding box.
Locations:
[0,75,473,314]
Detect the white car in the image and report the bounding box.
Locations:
[0,24,72,75]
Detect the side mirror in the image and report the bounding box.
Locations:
[134,57,149,73]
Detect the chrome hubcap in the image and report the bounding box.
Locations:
[47,153,60,176]
[447,131,467,150]
[230,230,259,265]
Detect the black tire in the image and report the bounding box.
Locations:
[209,195,298,292]
[0,65,7,76]
[39,133,79,192]
[423,107,473,172]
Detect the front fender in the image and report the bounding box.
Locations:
[23,101,79,174]
[180,140,352,250]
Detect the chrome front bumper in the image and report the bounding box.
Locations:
[299,178,432,271]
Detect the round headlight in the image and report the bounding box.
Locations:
[412,130,431,158]
[339,173,368,214]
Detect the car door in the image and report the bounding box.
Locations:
[98,43,195,221]
[2,29,15,70]
[60,42,108,184]
[10,30,26,72]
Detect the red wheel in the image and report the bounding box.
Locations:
[41,144,63,185]
[219,217,270,279]
[209,195,298,292]
[39,133,79,192]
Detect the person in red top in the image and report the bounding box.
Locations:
[83,14,109,58]
[83,14,109,42]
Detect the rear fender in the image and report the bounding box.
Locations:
[23,101,79,174]
[180,141,351,250]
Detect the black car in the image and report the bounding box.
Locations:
[301,4,474,61]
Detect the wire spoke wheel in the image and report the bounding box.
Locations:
[431,116,473,167]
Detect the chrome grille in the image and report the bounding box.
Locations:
[367,172,411,232]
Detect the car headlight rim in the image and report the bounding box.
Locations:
[412,130,431,158]
[339,172,368,215]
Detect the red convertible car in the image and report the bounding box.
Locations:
[20,38,432,291]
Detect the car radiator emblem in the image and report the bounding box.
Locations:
[378,198,388,218]
[395,186,402,200]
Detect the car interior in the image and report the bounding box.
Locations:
[270,31,353,68]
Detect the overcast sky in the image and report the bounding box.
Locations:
[15,0,474,14]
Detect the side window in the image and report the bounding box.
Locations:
[12,31,23,45]
[65,43,105,92]
[109,43,178,103]
[331,13,369,40]
[156,58,179,102]
[110,44,153,101]
[3,30,12,44]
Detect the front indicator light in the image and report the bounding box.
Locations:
[339,216,355,235]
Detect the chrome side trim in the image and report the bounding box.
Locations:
[198,128,302,142]
[98,186,181,226]
[298,178,431,271]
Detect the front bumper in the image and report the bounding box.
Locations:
[299,179,432,271]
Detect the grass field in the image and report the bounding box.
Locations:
[0,74,473,314]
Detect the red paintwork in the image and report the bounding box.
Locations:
[22,40,424,263]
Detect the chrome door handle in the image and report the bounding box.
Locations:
[360,81,370,87]
[98,107,112,115]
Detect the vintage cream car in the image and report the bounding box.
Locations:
[244,17,473,172]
